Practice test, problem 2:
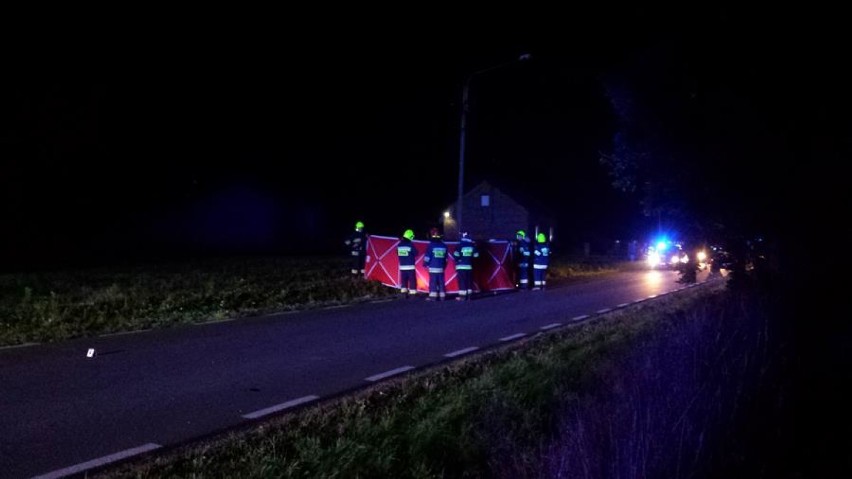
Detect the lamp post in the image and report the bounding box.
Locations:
[456,53,531,237]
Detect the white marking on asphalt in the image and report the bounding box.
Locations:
[99,328,151,337]
[0,342,39,350]
[324,304,349,310]
[500,333,526,342]
[32,443,162,479]
[647,294,658,298]
[571,314,590,321]
[635,298,645,303]
[366,366,415,382]
[372,299,394,303]
[540,323,561,330]
[444,346,479,358]
[617,303,630,308]
[242,395,320,419]
[596,308,611,314]
[199,317,238,325]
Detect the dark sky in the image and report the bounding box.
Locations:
[3,8,849,270]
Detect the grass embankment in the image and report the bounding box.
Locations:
[96,276,783,478]
[0,257,394,346]
[0,254,630,347]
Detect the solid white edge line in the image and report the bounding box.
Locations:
[540,323,561,330]
[324,304,349,310]
[444,346,479,358]
[31,443,162,479]
[372,299,394,303]
[571,314,590,321]
[99,328,152,337]
[500,333,526,342]
[647,294,658,298]
[366,366,415,382]
[0,342,40,350]
[242,395,320,419]
[617,303,630,308]
[596,308,611,314]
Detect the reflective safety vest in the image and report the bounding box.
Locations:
[397,238,418,270]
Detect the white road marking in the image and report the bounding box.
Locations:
[617,303,630,308]
[99,329,151,337]
[372,299,394,303]
[500,333,526,342]
[324,304,349,310]
[0,342,39,350]
[32,443,162,479]
[647,294,658,298]
[366,366,415,382]
[571,314,590,321]
[596,308,611,314]
[242,395,320,419]
[444,346,480,358]
[540,323,561,330]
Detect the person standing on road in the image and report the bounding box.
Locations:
[344,220,367,277]
[452,231,479,301]
[423,227,449,301]
[397,229,419,298]
[533,232,551,290]
[513,230,532,290]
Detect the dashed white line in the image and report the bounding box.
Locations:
[444,346,479,358]
[32,443,162,479]
[596,308,611,314]
[242,395,320,419]
[571,314,590,321]
[617,303,630,308]
[500,333,526,342]
[540,323,561,330]
[366,366,415,382]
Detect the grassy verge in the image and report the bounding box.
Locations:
[0,256,394,346]
[0,255,631,347]
[94,278,779,478]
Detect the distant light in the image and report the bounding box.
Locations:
[519,53,532,61]
[444,211,451,219]
[657,241,667,251]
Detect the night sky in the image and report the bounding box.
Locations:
[2,8,849,270]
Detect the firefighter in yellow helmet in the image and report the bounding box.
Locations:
[344,221,367,276]
[397,229,419,298]
[532,232,551,290]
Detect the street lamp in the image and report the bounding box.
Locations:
[456,53,531,236]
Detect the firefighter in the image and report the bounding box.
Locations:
[423,227,449,301]
[513,230,532,289]
[344,220,367,276]
[533,232,551,290]
[397,229,419,298]
[452,231,479,301]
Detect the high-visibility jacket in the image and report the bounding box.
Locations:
[452,238,479,270]
[345,229,366,256]
[424,238,449,273]
[397,238,418,270]
[533,241,551,268]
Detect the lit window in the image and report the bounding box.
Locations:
[480,195,490,207]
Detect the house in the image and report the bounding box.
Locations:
[442,181,551,241]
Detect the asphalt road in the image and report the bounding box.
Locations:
[0,269,713,478]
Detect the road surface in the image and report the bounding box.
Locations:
[0,269,714,478]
